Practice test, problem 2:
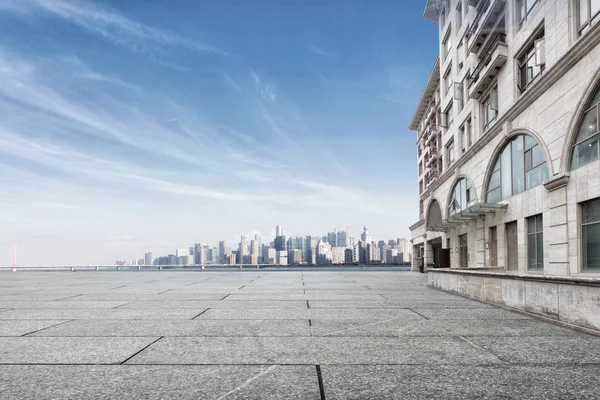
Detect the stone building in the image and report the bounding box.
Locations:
[409,0,600,276]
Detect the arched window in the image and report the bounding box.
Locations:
[448,178,475,216]
[571,86,600,170]
[486,135,549,203]
[426,200,442,230]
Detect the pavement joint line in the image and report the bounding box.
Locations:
[458,336,507,363]
[108,285,127,290]
[4,362,600,366]
[156,289,173,295]
[112,302,132,309]
[120,336,164,364]
[220,294,231,300]
[316,365,326,400]
[54,294,84,301]
[321,319,398,337]
[0,309,14,314]
[191,309,210,320]
[408,309,430,320]
[20,320,75,337]
[214,364,280,400]
[306,300,310,309]
[238,285,246,290]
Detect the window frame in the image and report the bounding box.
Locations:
[527,214,544,270]
[581,198,600,271]
[571,93,600,170]
[516,0,540,25]
[446,138,455,167]
[442,29,452,59]
[482,86,499,130]
[517,27,546,94]
[456,1,463,30]
[578,0,600,35]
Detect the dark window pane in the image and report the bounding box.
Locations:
[528,217,536,233]
[582,198,600,224]
[525,149,533,170]
[583,223,600,270]
[537,233,544,270]
[528,234,537,270]
[489,170,501,190]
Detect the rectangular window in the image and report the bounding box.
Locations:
[456,1,463,30]
[419,180,423,194]
[442,31,452,59]
[517,28,545,93]
[483,87,498,129]
[440,5,446,27]
[517,0,539,24]
[578,0,600,34]
[457,40,464,70]
[582,198,600,270]
[527,214,544,270]
[466,117,472,146]
[459,234,468,268]
[455,81,464,113]
[444,101,454,129]
[419,161,423,175]
[443,66,452,95]
[459,124,465,154]
[446,139,455,167]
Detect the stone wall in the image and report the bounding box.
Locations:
[429,269,600,331]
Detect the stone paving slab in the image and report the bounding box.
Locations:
[119,300,308,309]
[320,365,600,400]
[0,300,130,309]
[0,320,69,336]
[412,308,530,320]
[30,319,311,337]
[196,308,424,320]
[309,318,580,337]
[0,365,321,400]
[73,293,228,301]
[128,336,502,365]
[0,337,158,364]
[467,336,600,364]
[225,293,391,301]
[0,309,204,320]
[308,300,493,309]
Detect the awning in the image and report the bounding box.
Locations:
[428,202,508,233]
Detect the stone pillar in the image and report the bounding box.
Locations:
[544,175,571,276]
[424,240,434,272]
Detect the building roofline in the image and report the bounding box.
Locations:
[408,57,440,131]
[424,0,441,21]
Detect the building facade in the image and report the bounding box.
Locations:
[410,0,600,276]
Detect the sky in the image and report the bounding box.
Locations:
[0,0,438,265]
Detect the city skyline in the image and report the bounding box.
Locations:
[0,1,438,265]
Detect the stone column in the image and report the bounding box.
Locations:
[544,174,570,276]
[476,219,486,268]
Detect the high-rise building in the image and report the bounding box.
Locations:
[327,231,337,248]
[176,248,188,257]
[360,226,371,244]
[378,240,386,249]
[336,231,348,247]
[276,224,283,237]
[289,249,303,265]
[316,239,333,265]
[331,247,346,264]
[276,250,288,265]
[218,241,226,264]
[344,248,354,264]
[274,235,286,252]
[287,236,306,263]
[144,252,153,266]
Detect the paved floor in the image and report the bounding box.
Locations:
[1,271,599,399]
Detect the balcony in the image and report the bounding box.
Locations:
[468,33,507,99]
[466,0,505,54]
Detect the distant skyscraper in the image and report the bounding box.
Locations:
[327,231,337,248]
[397,238,410,256]
[274,235,286,252]
[238,235,249,262]
[316,239,333,265]
[378,240,386,248]
[360,226,371,244]
[176,248,188,257]
[344,248,354,264]
[276,224,283,237]
[337,231,348,247]
[144,252,153,266]
[218,241,226,264]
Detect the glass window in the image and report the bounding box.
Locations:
[517,29,545,93]
[582,198,600,270]
[571,87,600,170]
[483,88,498,129]
[518,0,539,23]
[486,135,548,202]
[448,177,474,216]
[579,0,600,34]
[456,1,462,29]
[527,214,543,270]
[447,139,455,166]
[445,102,454,128]
[444,67,452,94]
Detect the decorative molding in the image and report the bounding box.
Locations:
[544,173,571,191]
[409,219,425,231]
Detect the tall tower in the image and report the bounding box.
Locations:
[361,226,371,244]
[276,224,283,237]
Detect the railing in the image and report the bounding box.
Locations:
[467,0,490,39]
[468,32,506,88]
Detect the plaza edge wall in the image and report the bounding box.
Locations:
[428,269,600,332]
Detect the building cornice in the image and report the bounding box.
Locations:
[409,57,441,131]
[419,22,600,198]
[409,219,425,231]
[544,173,571,191]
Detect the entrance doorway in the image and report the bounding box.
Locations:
[506,221,518,271]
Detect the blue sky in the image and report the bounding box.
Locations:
[0,0,438,265]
